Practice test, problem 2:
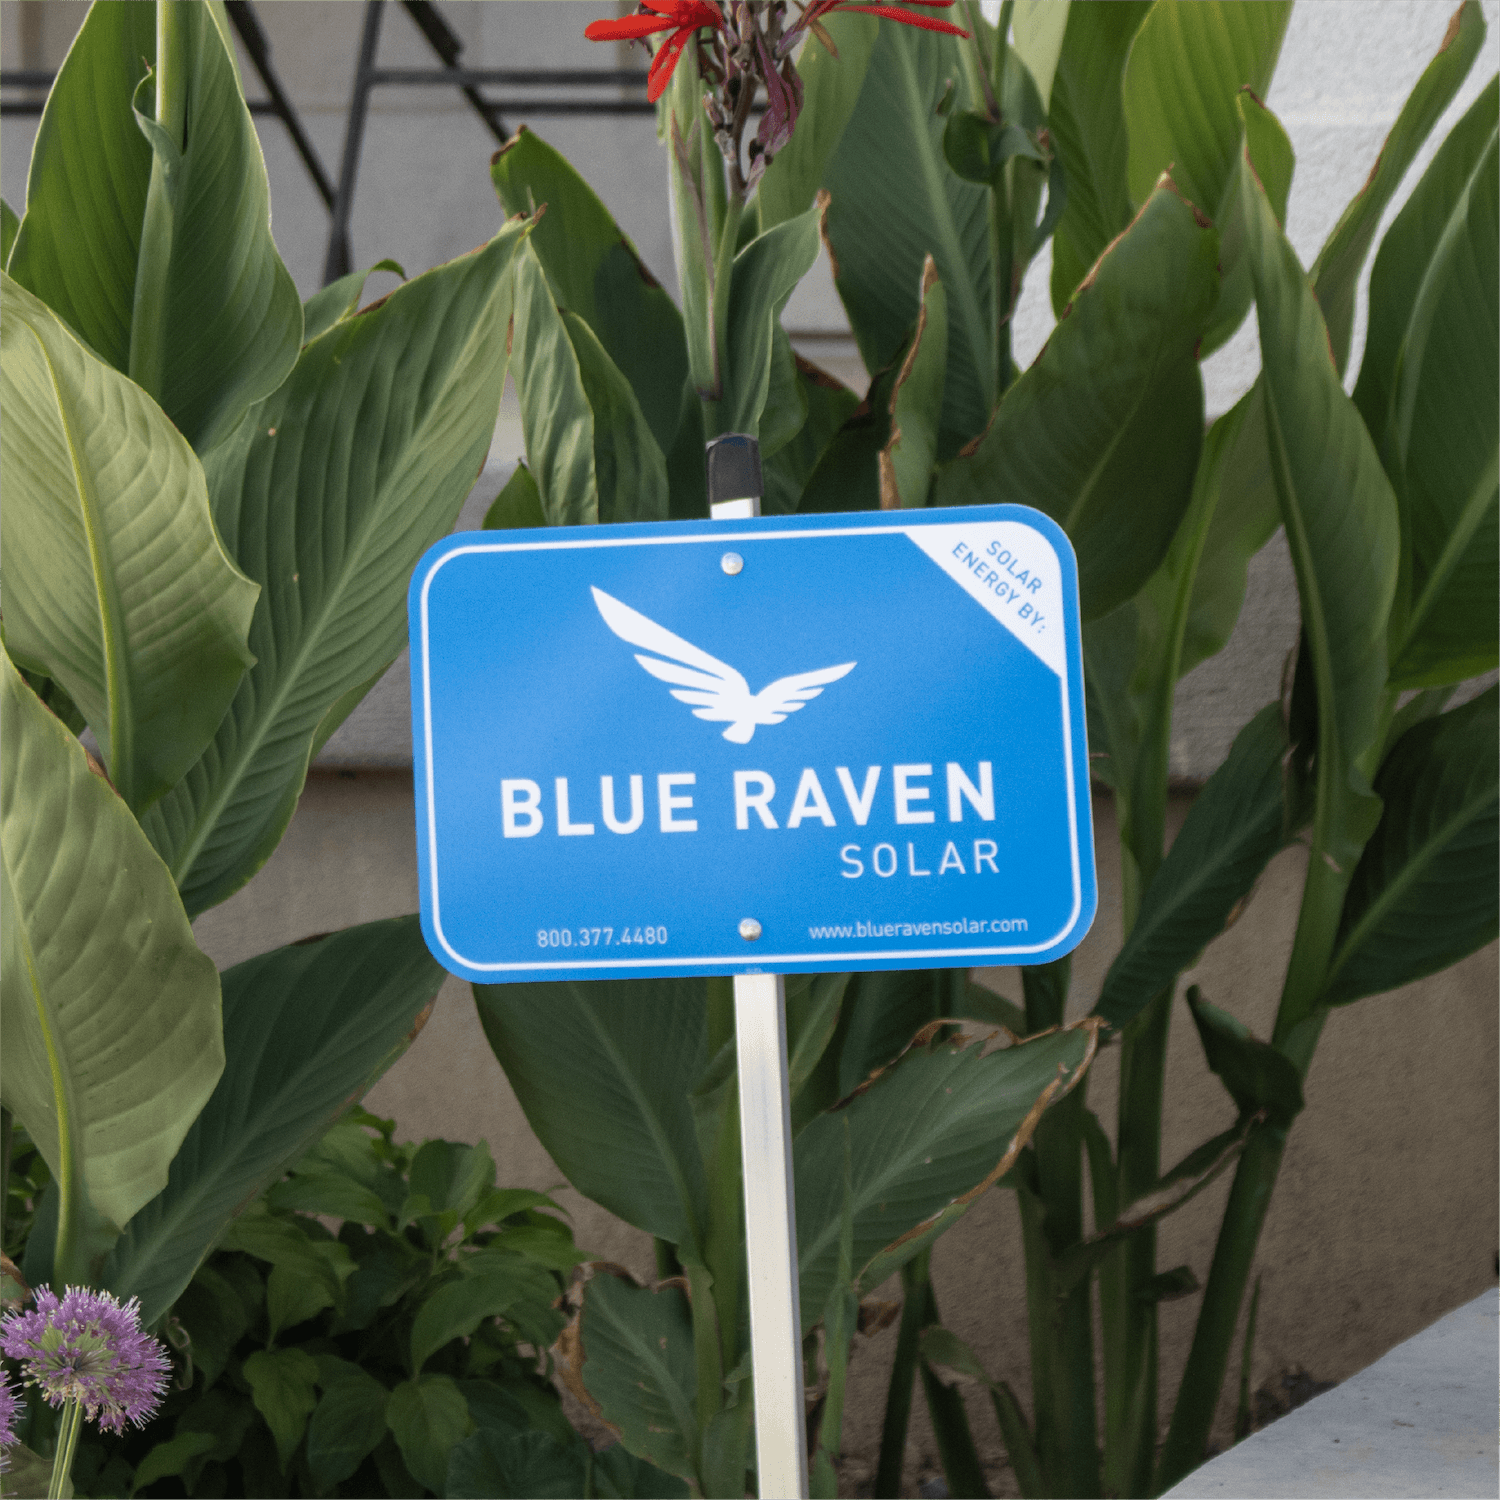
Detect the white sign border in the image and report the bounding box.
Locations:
[415,519,1090,976]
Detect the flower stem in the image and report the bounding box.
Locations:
[1,1106,12,1212]
[48,1398,82,1500]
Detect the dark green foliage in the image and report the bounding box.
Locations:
[23,1110,680,1500]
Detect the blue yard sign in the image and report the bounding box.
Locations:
[409,503,1096,983]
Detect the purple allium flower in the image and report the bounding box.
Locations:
[0,1368,17,1469]
[0,1287,169,1435]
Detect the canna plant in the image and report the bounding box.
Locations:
[488,1,1497,1496]
[0,2,1107,1497]
[0,1,570,1491]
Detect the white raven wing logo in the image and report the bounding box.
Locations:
[591,586,855,744]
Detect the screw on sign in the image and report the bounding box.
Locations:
[408,434,1096,1498]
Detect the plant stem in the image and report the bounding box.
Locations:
[874,1249,932,1497]
[992,180,1014,402]
[48,1398,82,1500]
[1155,1123,1286,1492]
[1,1107,12,1227]
[1034,1088,1101,1498]
[1019,960,1100,1498]
[130,0,191,405]
[1235,1276,1263,1442]
[705,191,745,439]
[1157,809,1347,1489]
[687,1260,724,1432]
[704,1073,745,1380]
[1111,987,1171,1496]
[155,0,190,148]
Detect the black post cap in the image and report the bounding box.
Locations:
[705,433,763,505]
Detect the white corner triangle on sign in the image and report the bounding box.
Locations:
[905,522,1068,678]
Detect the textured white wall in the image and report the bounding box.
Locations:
[3,0,1495,778]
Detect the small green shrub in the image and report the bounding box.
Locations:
[4,1110,685,1499]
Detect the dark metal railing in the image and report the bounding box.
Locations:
[1,1,681,288]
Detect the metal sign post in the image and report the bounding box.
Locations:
[708,436,809,1500]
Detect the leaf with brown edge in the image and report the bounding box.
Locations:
[492,126,688,457]
[879,255,948,509]
[566,1271,698,1486]
[1313,0,1488,375]
[797,1019,1102,1322]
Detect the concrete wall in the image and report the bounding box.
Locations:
[4,2,1497,1490]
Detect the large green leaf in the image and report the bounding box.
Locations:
[1093,705,1290,1032]
[1313,1,1488,374]
[6,1,156,372]
[1083,390,1279,890]
[721,205,822,442]
[1168,388,1282,684]
[141,223,528,915]
[302,258,405,345]
[1122,3,1294,353]
[446,1429,588,1500]
[386,1374,473,1494]
[492,127,687,457]
[1047,0,1151,312]
[305,1367,391,1492]
[409,1255,558,1375]
[102,918,445,1326]
[756,13,880,231]
[796,355,902,515]
[1240,158,1399,882]
[1199,91,1295,356]
[795,1023,1098,1324]
[571,1275,698,1485]
[934,180,1217,618]
[220,1206,357,1342]
[0,275,258,812]
[473,978,711,1262]
[566,312,671,526]
[761,356,862,515]
[820,20,995,450]
[1122,1,1291,213]
[1323,688,1498,1005]
[0,649,222,1274]
[1356,85,1498,688]
[10,0,301,452]
[1011,0,1071,111]
[509,240,669,528]
[244,1347,321,1471]
[129,1432,217,1498]
[660,48,726,408]
[833,967,963,1097]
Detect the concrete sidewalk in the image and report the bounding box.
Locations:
[1165,1289,1499,1498]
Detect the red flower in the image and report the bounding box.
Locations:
[583,1,728,103]
[799,0,968,38]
